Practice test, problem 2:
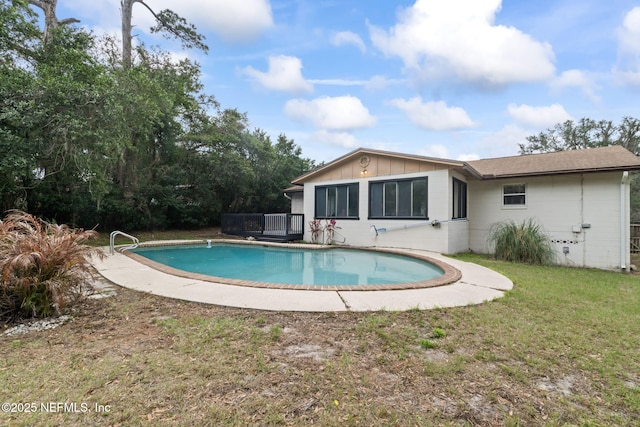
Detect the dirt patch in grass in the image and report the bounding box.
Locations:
[2,255,639,426]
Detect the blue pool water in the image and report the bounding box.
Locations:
[131,244,444,286]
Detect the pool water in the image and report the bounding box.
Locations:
[131,244,444,287]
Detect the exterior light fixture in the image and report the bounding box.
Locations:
[359,155,370,176]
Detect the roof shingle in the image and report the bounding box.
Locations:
[465,145,640,179]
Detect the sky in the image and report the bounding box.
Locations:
[49,0,640,163]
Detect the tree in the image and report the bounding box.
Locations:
[27,0,79,44]
[96,44,217,230]
[120,0,208,67]
[519,117,640,155]
[0,0,41,64]
[0,1,43,211]
[25,27,125,226]
[0,0,315,231]
[520,117,640,221]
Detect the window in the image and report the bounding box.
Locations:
[369,177,428,219]
[452,178,467,219]
[503,183,526,206]
[315,183,359,218]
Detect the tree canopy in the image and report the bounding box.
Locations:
[519,117,640,155]
[519,116,640,220]
[0,0,316,230]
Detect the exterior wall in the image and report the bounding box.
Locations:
[448,171,470,254]
[308,152,451,183]
[301,169,461,253]
[468,171,628,270]
[289,192,304,214]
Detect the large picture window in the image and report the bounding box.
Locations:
[315,183,359,218]
[503,183,526,206]
[369,177,428,219]
[452,178,467,219]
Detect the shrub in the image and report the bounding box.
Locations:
[489,218,555,265]
[0,210,104,323]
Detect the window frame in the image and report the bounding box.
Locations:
[368,177,428,219]
[452,178,468,219]
[502,183,526,207]
[314,183,359,219]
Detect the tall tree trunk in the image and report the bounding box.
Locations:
[120,0,138,68]
[28,0,79,44]
[120,0,207,68]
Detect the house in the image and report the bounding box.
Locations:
[289,145,640,271]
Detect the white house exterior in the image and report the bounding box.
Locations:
[290,146,640,271]
[284,185,304,214]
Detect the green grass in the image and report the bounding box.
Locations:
[1,251,639,425]
[91,227,225,247]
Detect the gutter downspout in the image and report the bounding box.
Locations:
[621,171,630,271]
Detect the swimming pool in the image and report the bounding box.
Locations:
[126,241,461,291]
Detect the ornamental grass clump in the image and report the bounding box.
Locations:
[0,210,103,323]
[490,218,555,265]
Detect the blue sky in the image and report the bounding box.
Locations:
[51,0,640,163]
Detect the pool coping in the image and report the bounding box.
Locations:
[92,240,514,312]
[122,239,462,291]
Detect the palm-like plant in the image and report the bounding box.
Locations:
[0,210,104,322]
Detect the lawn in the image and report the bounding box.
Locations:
[1,245,639,425]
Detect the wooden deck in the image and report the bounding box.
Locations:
[221,213,304,242]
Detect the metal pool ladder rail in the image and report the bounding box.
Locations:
[109,231,139,255]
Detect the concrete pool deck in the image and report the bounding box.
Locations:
[91,244,513,312]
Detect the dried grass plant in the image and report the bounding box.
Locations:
[0,210,104,322]
[489,218,555,265]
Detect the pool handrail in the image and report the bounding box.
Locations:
[109,230,139,255]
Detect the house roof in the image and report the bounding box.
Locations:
[288,145,640,187]
[291,147,464,184]
[464,145,640,179]
[283,185,303,193]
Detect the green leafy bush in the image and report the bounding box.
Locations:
[489,218,555,265]
[0,210,103,323]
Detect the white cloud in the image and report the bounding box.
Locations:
[156,0,274,42]
[618,7,640,53]
[551,70,599,102]
[62,0,273,43]
[284,96,376,130]
[389,97,474,131]
[307,75,404,90]
[418,144,479,161]
[614,7,640,86]
[312,130,359,148]
[476,124,532,158]
[507,103,573,128]
[331,31,366,53]
[368,0,555,87]
[419,144,450,159]
[364,75,404,91]
[457,153,480,161]
[242,55,313,94]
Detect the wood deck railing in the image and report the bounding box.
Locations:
[221,213,304,242]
